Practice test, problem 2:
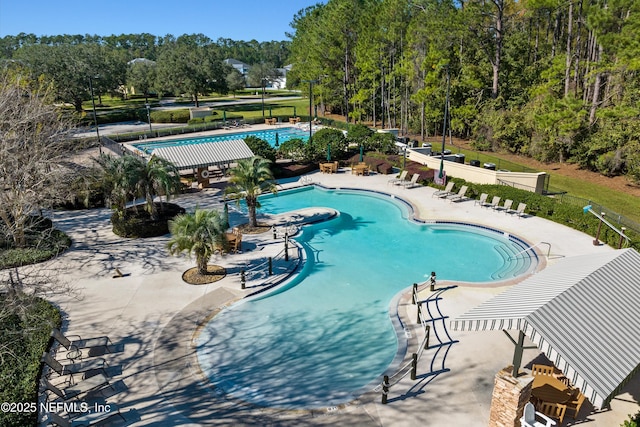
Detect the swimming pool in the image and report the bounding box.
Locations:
[195,186,536,409]
[132,126,309,154]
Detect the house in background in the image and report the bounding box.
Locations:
[224,58,251,78]
[272,64,292,89]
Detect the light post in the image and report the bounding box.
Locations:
[439,65,450,180]
[88,76,101,154]
[145,103,152,134]
[302,79,317,142]
[261,78,267,118]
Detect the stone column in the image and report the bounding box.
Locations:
[488,365,534,427]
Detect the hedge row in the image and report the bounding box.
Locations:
[150,109,191,123]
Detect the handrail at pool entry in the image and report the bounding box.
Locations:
[509,241,551,260]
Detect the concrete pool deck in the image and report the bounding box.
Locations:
[34,167,639,426]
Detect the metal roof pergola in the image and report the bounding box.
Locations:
[150,139,254,171]
[452,248,640,408]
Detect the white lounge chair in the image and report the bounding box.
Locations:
[520,402,556,427]
[432,181,454,198]
[485,195,501,209]
[495,199,513,213]
[388,170,408,185]
[401,173,420,189]
[447,185,469,202]
[507,202,527,217]
[474,193,488,207]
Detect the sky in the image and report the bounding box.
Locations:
[0,0,325,42]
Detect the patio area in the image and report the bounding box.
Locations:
[37,166,639,426]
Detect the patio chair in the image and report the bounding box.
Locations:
[432,181,454,198]
[41,374,111,401]
[538,402,567,425]
[51,328,112,353]
[388,170,408,185]
[46,405,126,427]
[520,402,556,427]
[401,173,420,189]
[233,232,243,253]
[531,364,555,377]
[446,185,469,202]
[474,193,488,207]
[485,195,501,209]
[565,390,587,419]
[495,199,513,213]
[507,202,527,217]
[42,352,108,380]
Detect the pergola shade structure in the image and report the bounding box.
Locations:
[150,139,254,171]
[452,248,640,409]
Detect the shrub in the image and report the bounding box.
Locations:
[0,221,71,269]
[150,109,191,123]
[346,124,374,146]
[111,202,185,238]
[244,136,276,163]
[0,294,61,427]
[308,128,348,162]
[277,138,306,162]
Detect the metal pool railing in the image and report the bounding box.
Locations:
[376,278,459,404]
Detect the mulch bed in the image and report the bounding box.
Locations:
[182,265,227,285]
[235,222,272,235]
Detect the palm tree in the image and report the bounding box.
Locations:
[95,154,180,220]
[94,154,140,217]
[134,155,181,220]
[167,209,227,275]
[225,156,277,227]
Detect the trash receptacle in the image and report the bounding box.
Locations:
[483,162,496,170]
[454,154,465,164]
[470,160,481,167]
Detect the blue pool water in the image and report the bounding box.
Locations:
[132,126,309,154]
[195,186,535,409]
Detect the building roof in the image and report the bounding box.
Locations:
[151,139,254,171]
[452,248,640,408]
[127,58,156,66]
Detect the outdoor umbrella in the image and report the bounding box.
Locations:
[275,132,279,147]
[269,106,272,117]
[222,110,226,125]
[359,145,364,162]
[327,144,331,161]
[293,106,297,117]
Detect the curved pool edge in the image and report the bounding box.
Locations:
[164,184,546,418]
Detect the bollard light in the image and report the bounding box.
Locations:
[429,271,436,291]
